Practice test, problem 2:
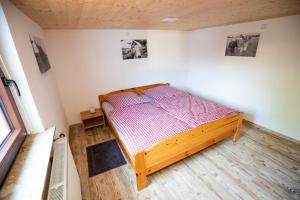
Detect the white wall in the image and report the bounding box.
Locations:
[0,2,43,133]
[186,15,300,140]
[0,0,68,134]
[45,30,188,124]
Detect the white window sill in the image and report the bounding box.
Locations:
[0,127,55,199]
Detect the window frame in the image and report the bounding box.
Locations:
[0,97,14,143]
[0,67,26,186]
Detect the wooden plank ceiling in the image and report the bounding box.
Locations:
[11,0,300,30]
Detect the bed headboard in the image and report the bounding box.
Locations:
[98,83,169,106]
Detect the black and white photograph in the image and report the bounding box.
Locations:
[225,33,260,57]
[30,34,51,73]
[121,39,148,60]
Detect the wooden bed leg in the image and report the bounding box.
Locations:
[233,113,244,142]
[135,151,148,191]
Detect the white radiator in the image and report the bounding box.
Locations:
[47,137,82,200]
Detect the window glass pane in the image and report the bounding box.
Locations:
[0,108,11,144]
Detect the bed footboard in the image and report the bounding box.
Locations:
[134,112,244,191]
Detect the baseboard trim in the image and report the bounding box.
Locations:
[243,120,300,145]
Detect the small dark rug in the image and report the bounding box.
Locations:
[86,139,126,177]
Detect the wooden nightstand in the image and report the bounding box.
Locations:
[80,108,105,130]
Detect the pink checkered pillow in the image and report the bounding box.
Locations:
[106,92,150,108]
[143,86,187,100]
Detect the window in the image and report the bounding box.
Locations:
[0,99,12,144]
[0,66,26,185]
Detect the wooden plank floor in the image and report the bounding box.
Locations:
[69,123,300,200]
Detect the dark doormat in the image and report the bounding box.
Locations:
[86,139,127,177]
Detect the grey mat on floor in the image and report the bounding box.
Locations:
[86,139,126,177]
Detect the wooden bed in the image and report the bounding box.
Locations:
[98,83,243,191]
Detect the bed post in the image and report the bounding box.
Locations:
[233,113,244,142]
[135,151,147,191]
[98,95,105,107]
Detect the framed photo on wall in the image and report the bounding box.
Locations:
[30,34,51,73]
[121,39,148,60]
[225,33,260,57]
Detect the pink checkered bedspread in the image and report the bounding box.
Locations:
[108,103,191,156]
[107,91,236,157]
[154,94,236,128]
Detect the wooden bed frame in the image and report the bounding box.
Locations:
[98,83,243,191]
